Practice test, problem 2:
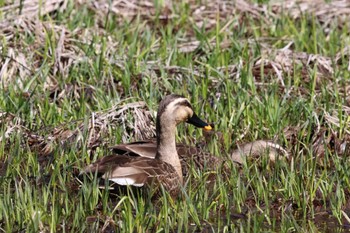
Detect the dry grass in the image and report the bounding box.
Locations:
[1,0,350,231]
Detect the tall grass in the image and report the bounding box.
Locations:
[1,0,350,232]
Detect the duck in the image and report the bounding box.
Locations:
[83,94,212,197]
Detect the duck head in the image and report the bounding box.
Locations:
[156,94,212,132]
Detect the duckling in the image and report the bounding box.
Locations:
[83,94,212,197]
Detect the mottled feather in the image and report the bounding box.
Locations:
[84,155,181,196]
[110,140,221,177]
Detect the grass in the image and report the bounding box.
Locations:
[1,0,350,232]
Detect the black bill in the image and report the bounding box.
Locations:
[187,113,212,130]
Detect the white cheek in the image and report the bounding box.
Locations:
[176,109,189,121]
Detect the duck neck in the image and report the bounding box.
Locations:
[155,121,183,184]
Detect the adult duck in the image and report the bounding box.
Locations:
[83,94,212,197]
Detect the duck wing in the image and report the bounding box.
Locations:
[109,140,157,158]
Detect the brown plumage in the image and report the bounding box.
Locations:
[84,155,181,196]
[83,94,212,197]
[109,140,220,177]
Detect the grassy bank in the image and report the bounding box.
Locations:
[1,0,350,232]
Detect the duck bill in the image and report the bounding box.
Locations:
[187,113,212,130]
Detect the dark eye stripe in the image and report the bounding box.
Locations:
[174,100,192,109]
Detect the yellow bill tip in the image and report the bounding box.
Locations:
[204,125,212,131]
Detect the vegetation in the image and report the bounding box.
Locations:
[1,0,350,232]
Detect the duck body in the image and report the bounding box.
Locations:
[110,140,221,177]
[83,94,211,197]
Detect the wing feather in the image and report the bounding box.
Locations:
[84,155,181,195]
[110,140,157,158]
